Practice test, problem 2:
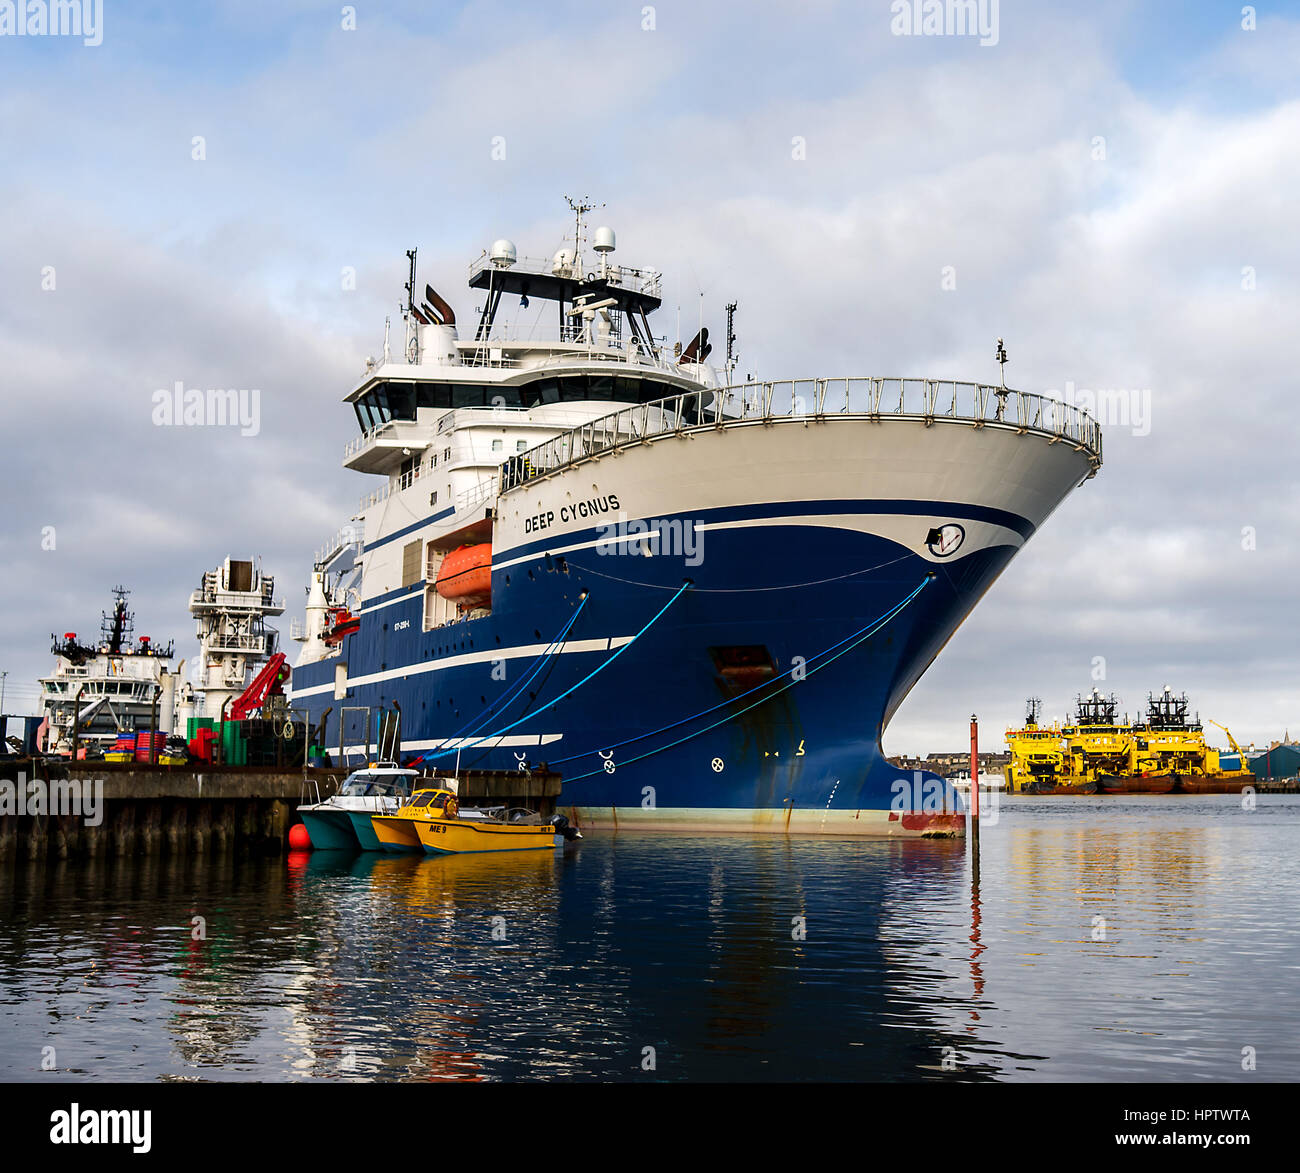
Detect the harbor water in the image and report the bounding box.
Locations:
[1,795,1296,1082]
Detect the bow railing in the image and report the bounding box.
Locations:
[499,377,1103,493]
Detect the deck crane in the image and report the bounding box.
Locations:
[1206,718,1251,765]
[227,653,289,721]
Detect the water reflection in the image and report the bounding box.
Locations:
[1,796,1297,1081]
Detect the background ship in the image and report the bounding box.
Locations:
[287,204,1103,836]
[36,560,287,761]
[1006,687,1257,793]
[38,587,176,756]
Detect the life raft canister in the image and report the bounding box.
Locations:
[435,543,492,608]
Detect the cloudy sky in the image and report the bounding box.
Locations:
[1,0,1295,754]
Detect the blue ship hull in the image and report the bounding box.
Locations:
[291,510,1004,835]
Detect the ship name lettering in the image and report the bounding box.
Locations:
[559,494,620,524]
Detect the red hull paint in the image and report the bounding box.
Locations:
[888,810,966,836]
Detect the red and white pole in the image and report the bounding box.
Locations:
[970,713,980,852]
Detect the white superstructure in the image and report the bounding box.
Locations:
[38,587,180,754]
[189,558,285,718]
[296,201,719,669]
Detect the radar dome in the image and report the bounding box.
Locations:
[490,238,517,267]
[593,226,616,253]
[551,248,575,276]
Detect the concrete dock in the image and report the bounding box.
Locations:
[0,760,563,861]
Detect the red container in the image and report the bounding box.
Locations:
[134,730,165,762]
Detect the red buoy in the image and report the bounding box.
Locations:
[288,823,312,850]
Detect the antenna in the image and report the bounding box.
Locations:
[404,249,420,364]
[725,301,738,378]
[995,337,1008,388]
[404,249,417,315]
[563,195,601,274]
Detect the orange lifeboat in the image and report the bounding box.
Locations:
[436,544,492,608]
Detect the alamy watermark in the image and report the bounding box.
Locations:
[890,0,999,47]
[1053,380,1151,437]
[0,773,103,825]
[890,770,1000,824]
[151,382,261,436]
[595,514,704,567]
[0,0,103,45]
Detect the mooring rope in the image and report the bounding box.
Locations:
[560,552,911,593]
[411,592,590,762]
[550,573,930,768]
[421,579,694,760]
[560,573,933,783]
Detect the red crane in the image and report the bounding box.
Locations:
[228,652,290,721]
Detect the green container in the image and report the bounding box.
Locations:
[186,717,215,741]
[221,720,247,766]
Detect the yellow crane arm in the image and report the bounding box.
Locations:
[1207,718,1246,760]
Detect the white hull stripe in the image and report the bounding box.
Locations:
[289,636,634,700]
[494,530,662,572]
[359,588,423,615]
[359,515,1020,608]
[340,734,562,755]
[495,511,1022,569]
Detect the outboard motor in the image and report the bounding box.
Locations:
[550,814,582,842]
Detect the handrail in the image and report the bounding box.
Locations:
[360,472,498,516]
[468,253,663,298]
[498,377,1103,493]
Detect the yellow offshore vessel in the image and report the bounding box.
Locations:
[1095,689,1256,794]
[1005,698,1091,793]
[1007,689,1255,794]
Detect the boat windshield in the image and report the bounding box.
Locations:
[340,774,372,796]
[341,773,411,796]
[367,778,409,796]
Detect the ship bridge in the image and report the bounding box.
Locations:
[339,207,716,482]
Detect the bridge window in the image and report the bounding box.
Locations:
[517,375,682,407]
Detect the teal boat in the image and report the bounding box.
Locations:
[297,765,421,850]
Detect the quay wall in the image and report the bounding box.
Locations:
[0,761,563,862]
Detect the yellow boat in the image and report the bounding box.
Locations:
[371,790,441,853]
[372,787,581,855]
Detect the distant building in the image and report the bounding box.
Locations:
[886,751,1009,778]
[1250,743,1300,780]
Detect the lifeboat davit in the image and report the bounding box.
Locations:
[436,544,492,608]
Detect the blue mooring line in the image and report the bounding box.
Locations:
[411,593,591,763]
[560,574,933,784]
[550,573,930,768]
[421,579,694,760]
